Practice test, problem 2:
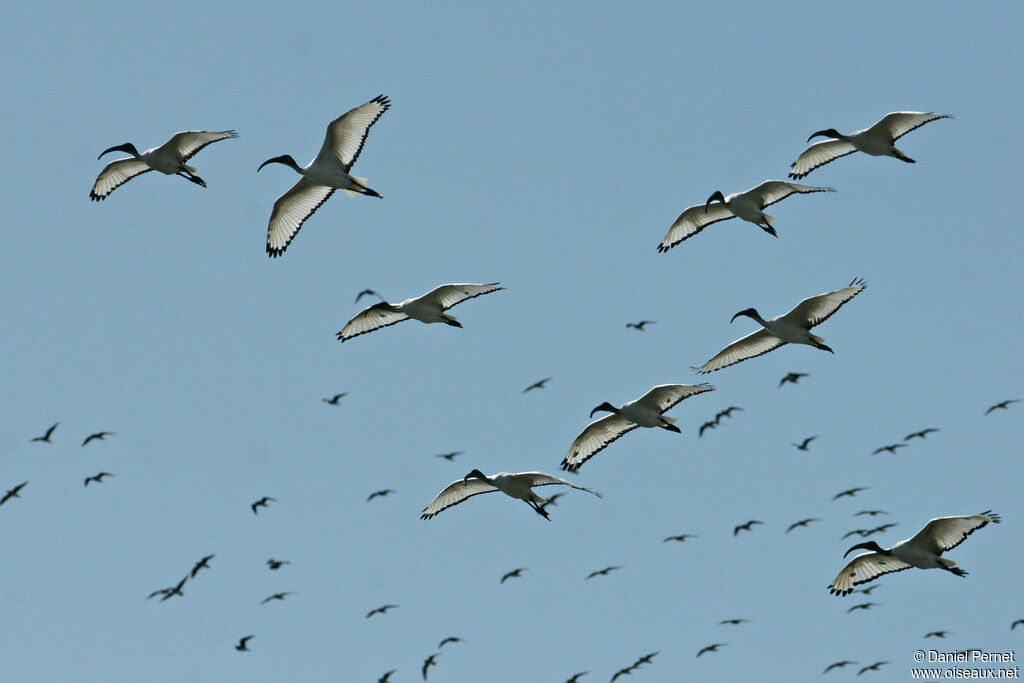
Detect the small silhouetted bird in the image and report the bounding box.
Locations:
[719,618,748,625]
[872,443,906,455]
[793,436,818,451]
[863,523,898,536]
[847,602,879,613]
[539,492,564,510]
[855,510,889,517]
[267,559,290,570]
[610,666,633,682]
[251,497,277,514]
[366,604,398,618]
[733,520,763,536]
[626,320,655,331]
[664,533,697,543]
[585,566,621,580]
[566,673,589,683]
[715,406,742,423]
[779,372,808,387]
[435,451,462,461]
[786,518,819,533]
[235,635,254,651]
[697,643,725,657]
[523,377,552,393]
[633,652,657,666]
[32,422,58,443]
[1011,619,1024,630]
[823,660,856,673]
[501,568,526,583]
[699,420,716,437]
[190,554,214,578]
[438,636,462,648]
[261,592,292,604]
[904,428,938,440]
[924,631,948,638]
[855,584,881,595]
[378,670,397,683]
[832,487,867,500]
[985,399,1019,415]
[82,431,114,446]
[322,393,347,405]
[422,653,439,680]
[84,472,113,486]
[1,481,28,506]
[355,289,382,304]
[842,529,871,540]
[857,661,888,675]
[367,489,395,502]
[159,576,187,601]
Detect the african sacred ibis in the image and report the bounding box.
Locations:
[694,279,866,374]
[828,511,1000,596]
[420,470,601,520]
[259,95,390,257]
[657,181,834,251]
[789,112,950,179]
[336,283,502,342]
[561,384,714,472]
[90,130,237,200]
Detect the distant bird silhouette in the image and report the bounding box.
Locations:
[832,487,867,500]
[435,451,462,461]
[260,592,292,604]
[855,584,881,595]
[422,653,439,680]
[421,469,600,520]
[696,643,725,657]
[823,660,856,673]
[31,422,58,443]
[235,635,254,651]
[663,533,697,543]
[872,443,906,455]
[190,554,214,578]
[585,566,621,580]
[792,436,818,451]
[626,320,655,331]
[733,520,763,536]
[366,604,398,618]
[539,492,565,510]
[699,420,717,437]
[718,618,748,625]
[378,670,397,683]
[438,636,461,648]
[779,372,808,387]
[609,666,633,683]
[146,587,172,600]
[862,523,899,537]
[81,431,114,446]
[842,529,872,540]
[1011,619,1024,630]
[83,472,114,486]
[904,428,939,440]
[985,399,1019,415]
[159,576,187,601]
[355,289,382,304]
[857,661,888,675]
[267,559,290,570]
[786,518,820,533]
[855,510,889,517]
[714,406,743,423]
[367,489,395,502]
[523,377,553,393]
[924,631,949,638]
[565,673,589,683]
[633,652,658,666]
[847,602,879,613]
[322,393,347,405]
[501,568,526,583]
[1,481,28,506]
[251,497,277,514]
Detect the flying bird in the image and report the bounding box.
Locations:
[778,372,808,387]
[789,111,949,179]
[696,644,725,657]
[985,399,1020,415]
[842,529,872,540]
[366,604,398,618]
[792,436,818,451]
[1,481,28,506]
[585,566,621,580]
[856,661,889,675]
[565,673,589,683]
[422,470,600,520]
[159,576,187,602]
[846,602,879,613]
[31,422,58,443]
[367,489,395,502]
[81,431,114,446]
[924,631,949,638]
[90,130,237,200]
[523,377,553,393]
[83,472,114,486]
[435,451,463,461]
[833,487,868,500]
[663,534,697,543]
[872,443,906,455]
[823,661,856,673]
[855,584,881,595]
[694,279,866,373]
[698,420,717,437]
[733,520,763,536]
[1011,619,1024,630]
[658,181,834,251]
[260,95,390,257]
[337,283,503,342]
[786,518,820,533]
[235,635,254,651]
[539,492,565,510]
[267,559,290,570]
[714,406,743,423]
[561,383,714,472]
[500,568,527,583]
[378,670,397,683]
[422,653,439,680]
[626,320,655,331]
[863,523,899,537]
[632,652,658,667]
[828,511,1000,596]
[251,497,277,514]
[322,393,347,405]
[438,636,462,648]
[718,618,748,625]
[855,510,889,517]
[904,428,939,441]
[260,592,293,605]
[355,289,382,304]
[190,554,214,578]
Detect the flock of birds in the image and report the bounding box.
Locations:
[0,97,1011,680]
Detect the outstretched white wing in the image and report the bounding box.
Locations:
[420,283,504,311]
[695,329,786,374]
[788,139,858,180]
[562,414,639,472]
[337,302,410,342]
[421,478,499,519]
[633,383,714,412]
[90,158,153,200]
[909,511,1000,554]
[747,180,835,207]
[829,552,912,596]
[782,278,867,329]
[867,112,950,142]
[266,177,335,257]
[317,95,391,171]
[658,202,736,251]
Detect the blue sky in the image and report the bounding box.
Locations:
[2,2,1022,681]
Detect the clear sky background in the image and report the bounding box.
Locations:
[2,2,1022,681]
